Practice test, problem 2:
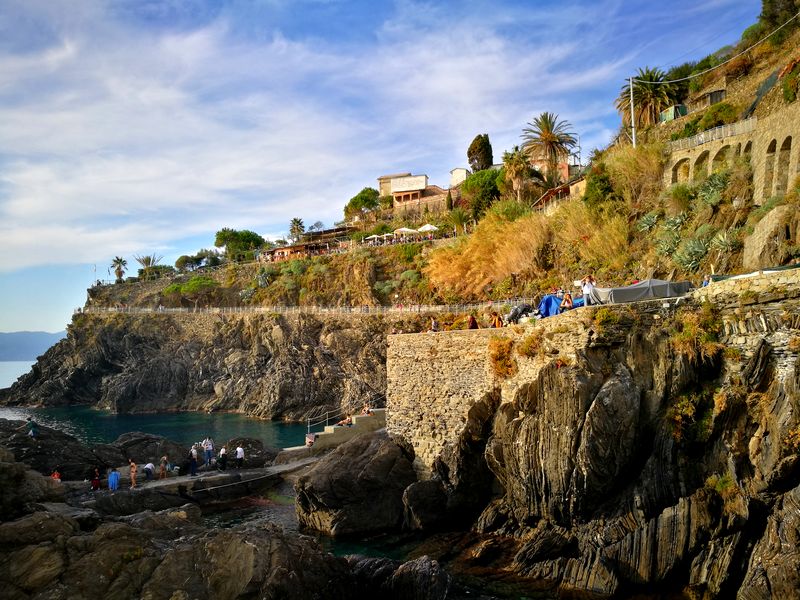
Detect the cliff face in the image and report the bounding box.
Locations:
[1,312,426,419]
[384,270,800,598]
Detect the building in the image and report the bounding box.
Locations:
[261,226,356,262]
[377,172,411,198]
[450,168,470,187]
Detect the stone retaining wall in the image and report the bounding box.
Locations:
[691,267,800,305]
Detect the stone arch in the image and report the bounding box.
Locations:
[743,141,753,159]
[693,150,710,182]
[775,136,792,196]
[734,143,742,159]
[763,139,777,199]
[671,158,690,184]
[712,145,731,172]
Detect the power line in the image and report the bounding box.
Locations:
[634,11,800,85]
[655,20,748,71]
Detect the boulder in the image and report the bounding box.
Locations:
[112,432,189,468]
[0,446,64,520]
[742,204,800,270]
[295,430,417,537]
[222,437,279,469]
[403,480,449,531]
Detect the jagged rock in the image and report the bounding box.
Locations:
[223,437,278,469]
[112,432,189,468]
[0,511,78,546]
[0,446,64,519]
[389,555,450,600]
[738,482,800,599]
[0,313,426,420]
[403,480,449,531]
[120,503,202,530]
[295,430,416,536]
[31,502,101,531]
[742,204,800,271]
[513,521,576,565]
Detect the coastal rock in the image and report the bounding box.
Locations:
[0,313,426,420]
[223,437,279,469]
[403,480,449,531]
[0,445,64,519]
[295,430,417,536]
[742,204,800,271]
[346,555,450,600]
[112,431,189,468]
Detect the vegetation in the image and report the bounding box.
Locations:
[705,472,744,516]
[461,169,502,220]
[133,253,164,281]
[214,228,265,261]
[517,330,545,358]
[667,387,714,443]
[615,67,673,132]
[111,257,127,283]
[521,112,577,177]
[289,218,305,243]
[344,187,381,220]
[163,275,219,308]
[670,303,723,364]
[488,336,517,378]
[467,134,494,172]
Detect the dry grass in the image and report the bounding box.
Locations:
[670,303,724,364]
[551,202,631,272]
[517,330,545,358]
[425,212,551,299]
[603,143,665,212]
[488,336,518,378]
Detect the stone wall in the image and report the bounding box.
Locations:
[691,266,800,304]
[386,310,591,477]
[664,100,800,204]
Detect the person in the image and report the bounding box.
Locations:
[189,445,198,476]
[428,317,440,332]
[702,274,710,287]
[218,446,228,471]
[560,291,574,311]
[235,445,244,469]
[361,404,373,416]
[143,462,155,481]
[50,468,61,483]
[108,467,120,491]
[129,459,137,489]
[336,416,352,427]
[581,274,596,306]
[91,467,101,491]
[467,314,479,330]
[159,455,168,480]
[203,437,214,467]
[18,417,38,439]
[490,311,503,328]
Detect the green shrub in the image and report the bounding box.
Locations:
[664,184,695,214]
[694,224,718,241]
[674,237,710,271]
[399,269,421,285]
[697,102,738,131]
[662,212,688,232]
[747,196,785,227]
[670,303,723,363]
[784,63,800,103]
[583,163,618,209]
[281,259,308,277]
[670,115,702,141]
[667,388,713,443]
[593,307,620,334]
[705,472,742,515]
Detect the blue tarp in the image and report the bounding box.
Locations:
[538,294,583,318]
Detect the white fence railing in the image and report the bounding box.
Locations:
[78,298,538,317]
[667,117,757,152]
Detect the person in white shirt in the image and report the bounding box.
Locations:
[235,446,244,469]
[581,274,596,306]
[143,462,155,480]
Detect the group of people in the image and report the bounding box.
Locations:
[188,437,246,474]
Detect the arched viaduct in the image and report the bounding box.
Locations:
[664,101,800,204]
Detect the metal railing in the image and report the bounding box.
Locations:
[306,408,349,433]
[78,297,538,317]
[667,117,757,152]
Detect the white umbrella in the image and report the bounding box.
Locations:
[364,234,380,240]
[394,227,418,234]
[418,224,438,232]
[381,232,394,237]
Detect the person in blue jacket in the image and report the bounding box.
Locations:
[108,467,120,491]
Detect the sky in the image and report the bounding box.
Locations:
[0,0,761,332]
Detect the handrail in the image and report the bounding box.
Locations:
[666,117,757,152]
[77,297,538,317]
[306,408,348,433]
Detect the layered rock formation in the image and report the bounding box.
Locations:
[290,271,800,598]
[0,312,426,419]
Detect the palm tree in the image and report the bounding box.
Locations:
[289,218,305,243]
[502,146,529,203]
[447,207,470,236]
[134,253,163,281]
[110,257,127,284]
[521,112,577,177]
[615,67,673,132]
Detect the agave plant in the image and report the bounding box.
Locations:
[662,213,688,233]
[637,211,661,232]
[673,237,710,271]
[697,172,729,208]
[711,229,743,253]
[655,231,681,256]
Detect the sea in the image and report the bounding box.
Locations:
[0,360,307,449]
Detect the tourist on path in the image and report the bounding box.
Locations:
[203,437,214,467]
[159,455,168,479]
[235,445,244,469]
[490,311,503,328]
[218,447,228,471]
[129,459,137,489]
[467,315,479,329]
[581,274,596,306]
[144,462,155,481]
[189,445,198,476]
[108,467,120,491]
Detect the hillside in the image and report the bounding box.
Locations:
[0,330,66,361]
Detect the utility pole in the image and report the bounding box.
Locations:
[629,76,636,148]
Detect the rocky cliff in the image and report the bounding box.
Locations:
[0,312,427,419]
[295,269,800,598]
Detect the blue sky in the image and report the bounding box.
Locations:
[0,0,760,332]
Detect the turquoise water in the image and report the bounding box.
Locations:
[0,360,35,388]
[0,405,308,449]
